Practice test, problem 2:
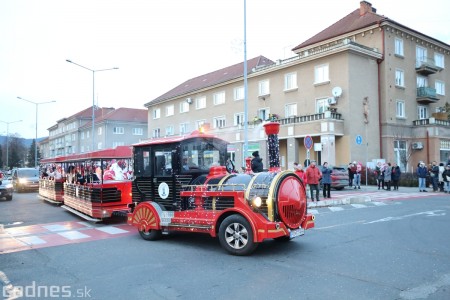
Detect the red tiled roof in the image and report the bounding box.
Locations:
[292,8,386,51]
[96,107,147,123]
[146,55,274,106]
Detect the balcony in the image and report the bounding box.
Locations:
[415,58,440,75]
[416,87,439,104]
[413,117,450,127]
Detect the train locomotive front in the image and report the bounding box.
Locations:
[128,122,314,255]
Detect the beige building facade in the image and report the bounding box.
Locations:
[145,1,450,172]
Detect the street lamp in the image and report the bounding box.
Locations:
[66,59,118,152]
[17,97,56,168]
[0,119,22,169]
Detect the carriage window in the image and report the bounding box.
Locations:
[134,147,152,176]
[154,150,172,176]
[181,139,225,172]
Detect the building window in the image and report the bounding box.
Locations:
[316,98,329,113]
[72,133,76,141]
[152,128,161,138]
[435,53,445,69]
[258,80,270,96]
[435,80,445,95]
[234,86,244,101]
[113,127,124,134]
[195,119,206,130]
[395,69,404,87]
[81,145,84,153]
[314,64,329,84]
[285,103,297,117]
[166,104,174,116]
[180,101,189,113]
[234,112,244,126]
[81,132,84,140]
[416,75,428,88]
[97,142,102,150]
[416,46,427,67]
[132,128,143,135]
[97,127,102,135]
[86,131,89,138]
[257,108,270,121]
[213,116,226,128]
[180,123,189,135]
[284,72,297,91]
[394,38,404,56]
[196,96,206,109]
[394,140,407,172]
[396,100,405,118]
[153,108,161,119]
[418,106,428,120]
[213,91,226,105]
[166,125,174,136]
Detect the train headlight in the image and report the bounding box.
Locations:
[252,196,262,208]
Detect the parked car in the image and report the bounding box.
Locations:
[320,166,349,190]
[11,168,40,192]
[0,177,13,200]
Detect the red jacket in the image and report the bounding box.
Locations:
[305,165,322,184]
[295,169,306,184]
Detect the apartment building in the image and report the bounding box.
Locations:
[144,1,450,171]
[39,106,148,159]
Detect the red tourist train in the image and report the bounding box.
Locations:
[39,146,133,221]
[127,122,314,255]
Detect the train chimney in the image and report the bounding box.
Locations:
[263,122,281,172]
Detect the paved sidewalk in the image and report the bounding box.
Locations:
[307,184,444,208]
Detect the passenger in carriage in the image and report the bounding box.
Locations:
[86,166,100,183]
[67,165,76,183]
[75,167,86,185]
[48,166,62,180]
[103,162,116,180]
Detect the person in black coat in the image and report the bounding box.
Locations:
[391,162,401,190]
[251,151,263,173]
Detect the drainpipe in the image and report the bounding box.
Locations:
[426,130,430,164]
[377,21,385,159]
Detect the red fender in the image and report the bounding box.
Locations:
[128,202,161,232]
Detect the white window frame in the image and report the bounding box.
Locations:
[195,119,206,130]
[234,86,244,101]
[418,106,428,120]
[285,103,297,117]
[435,80,445,95]
[112,141,125,148]
[435,53,444,69]
[284,72,298,91]
[153,108,161,119]
[132,128,143,135]
[165,125,174,136]
[316,98,329,113]
[97,142,102,150]
[213,91,226,105]
[166,104,174,117]
[394,140,407,172]
[196,97,206,109]
[395,69,405,87]
[97,127,102,135]
[213,116,226,128]
[416,46,427,66]
[396,100,405,118]
[314,64,329,84]
[257,108,270,121]
[258,80,270,96]
[416,75,428,88]
[234,112,245,126]
[180,101,189,113]
[180,123,189,135]
[152,128,161,138]
[394,38,404,56]
[113,127,124,134]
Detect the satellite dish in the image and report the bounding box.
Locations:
[332,86,342,98]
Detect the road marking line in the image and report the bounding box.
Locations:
[364,210,446,224]
[95,226,128,235]
[18,236,47,245]
[351,204,367,208]
[57,231,90,240]
[329,207,344,212]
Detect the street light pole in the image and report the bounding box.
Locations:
[0,119,22,169]
[17,97,56,168]
[66,59,118,152]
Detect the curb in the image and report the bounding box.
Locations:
[307,195,372,208]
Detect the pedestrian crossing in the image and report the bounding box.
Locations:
[308,201,391,215]
[0,221,135,254]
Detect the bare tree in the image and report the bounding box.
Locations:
[392,126,417,172]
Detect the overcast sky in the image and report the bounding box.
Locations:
[1,0,449,139]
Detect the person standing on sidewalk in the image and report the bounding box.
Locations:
[442,164,450,193]
[391,162,401,190]
[430,161,439,192]
[438,162,445,192]
[375,161,385,190]
[353,161,362,189]
[417,162,428,192]
[321,162,332,198]
[383,162,392,191]
[305,160,322,202]
[348,162,355,188]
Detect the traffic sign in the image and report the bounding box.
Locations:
[356,135,363,145]
[304,135,313,150]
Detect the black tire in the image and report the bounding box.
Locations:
[218,215,258,256]
[139,229,162,241]
[6,195,12,201]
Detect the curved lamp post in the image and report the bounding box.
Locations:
[66,59,118,152]
[17,97,56,168]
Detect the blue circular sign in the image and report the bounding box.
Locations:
[304,135,313,149]
[356,135,363,145]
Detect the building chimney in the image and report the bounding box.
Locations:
[360,1,376,15]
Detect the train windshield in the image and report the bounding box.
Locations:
[180,138,227,172]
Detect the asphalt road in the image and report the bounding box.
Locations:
[1,192,449,300]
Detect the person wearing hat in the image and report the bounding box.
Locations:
[251,151,263,173]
